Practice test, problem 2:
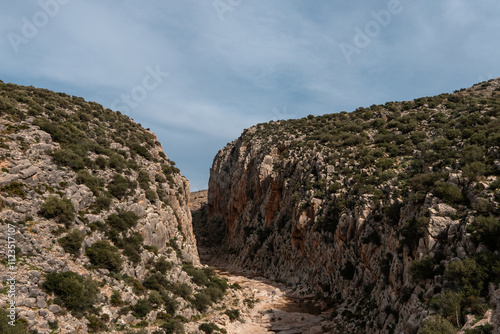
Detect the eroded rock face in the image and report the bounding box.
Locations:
[0,82,200,333]
[206,79,500,333]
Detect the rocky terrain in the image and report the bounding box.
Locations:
[205,79,500,333]
[2,78,500,334]
[0,82,231,334]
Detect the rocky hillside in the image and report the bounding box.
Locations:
[206,79,500,333]
[0,82,232,334]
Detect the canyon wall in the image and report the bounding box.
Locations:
[207,79,500,333]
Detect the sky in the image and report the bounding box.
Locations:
[1,1,500,191]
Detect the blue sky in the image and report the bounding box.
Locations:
[1,0,500,190]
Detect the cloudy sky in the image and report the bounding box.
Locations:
[1,1,500,190]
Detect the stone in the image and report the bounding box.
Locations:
[37,295,47,308]
[48,304,62,314]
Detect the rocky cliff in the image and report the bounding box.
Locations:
[207,79,500,333]
[0,82,231,334]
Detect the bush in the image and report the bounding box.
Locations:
[106,211,139,232]
[110,290,123,306]
[160,318,185,334]
[467,215,500,251]
[76,169,102,195]
[52,148,86,170]
[464,324,494,334]
[1,182,26,198]
[85,241,123,272]
[224,309,240,322]
[59,229,84,255]
[40,196,75,226]
[193,292,212,312]
[445,258,486,296]
[155,256,173,274]
[433,181,463,205]
[172,283,192,299]
[43,271,98,312]
[410,256,436,281]
[198,322,226,334]
[108,174,136,199]
[400,217,429,249]
[183,264,210,286]
[86,315,107,332]
[430,290,463,327]
[0,309,29,334]
[133,299,152,318]
[417,315,456,334]
[137,170,150,190]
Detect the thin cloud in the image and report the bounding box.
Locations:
[1,1,500,190]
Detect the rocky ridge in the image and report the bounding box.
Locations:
[206,79,500,333]
[0,82,230,334]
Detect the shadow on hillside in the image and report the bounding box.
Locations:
[191,204,325,319]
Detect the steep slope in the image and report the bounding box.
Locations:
[207,79,500,333]
[0,82,228,333]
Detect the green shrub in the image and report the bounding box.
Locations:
[108,153,127,171]
[146,189,158,201]
[417,315,456,334]
[444,258,486,296]
[224,309,240,322]
[193,292,212,312]
[410,256,436,281]
[148,290,163,308]
[43,271,98,312]
[108,174,136,199]
[0,309,29,334]
[467,215,500,251]
[59,229,84,255]
[183,264,211,286]
[433,181,463,205]
[172,283,192,299]
[155,256,173,274]
[1,182,26,198]
[86,315,107,332]
[76,169,102,195]
[133,299,152,318]
[430,290,463,327]
[40,196,75,226]
[137,170,150,190]
[95,156,108,169]
[464,324,494,334]
[110,290,124,306]
[400,217,429,249]
[143,272,170,291]
[160,318,185,334]
[52,148,86,170]
[92,195,112,212]
[105,211,139,232]
[198,322,225,334]
[85,241,123,272]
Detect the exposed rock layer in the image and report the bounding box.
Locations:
[0,82,201,333]
[207,79,500,333]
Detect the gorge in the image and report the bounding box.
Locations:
[1,79,500,334]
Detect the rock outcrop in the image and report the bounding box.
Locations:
[0,82,211,333]
[206,79,500,333]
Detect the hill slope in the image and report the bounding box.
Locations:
[205,79,500,333]
[0,82,229,333]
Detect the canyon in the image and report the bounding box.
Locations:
[1,79,500,334]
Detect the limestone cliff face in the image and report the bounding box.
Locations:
[0,82,202,333]
[208,79,500,333]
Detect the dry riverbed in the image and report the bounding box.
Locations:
[187,267,334,334]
